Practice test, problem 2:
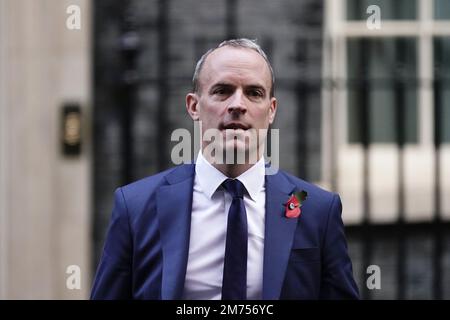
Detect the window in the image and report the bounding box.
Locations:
[434,37,450,142]
[347,0,417,20]
[328,0,450,145]
[347,38,418,143]
[325,1,450,300]
[434,0,450,20]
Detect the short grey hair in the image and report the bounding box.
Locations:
[192,38,275,97]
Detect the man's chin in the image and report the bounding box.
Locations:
[222,141,260,165]
[223,139,246,152]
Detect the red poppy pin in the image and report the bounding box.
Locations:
[285,190,308,218]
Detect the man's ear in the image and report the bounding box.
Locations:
[268,97,277,124]
[186,93,200,121]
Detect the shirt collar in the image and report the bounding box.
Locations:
[195,152,265,201]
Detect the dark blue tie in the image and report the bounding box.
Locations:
[221,178,248,300]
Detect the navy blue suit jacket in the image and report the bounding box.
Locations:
[91,164,359,299]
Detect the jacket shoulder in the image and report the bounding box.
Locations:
[277,170,337,203]
[117,164,194,214]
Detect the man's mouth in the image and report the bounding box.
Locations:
[220,123,251,131]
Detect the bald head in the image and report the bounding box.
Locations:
[192,39,275,97]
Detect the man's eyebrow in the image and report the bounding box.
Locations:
[210,83,266,89]
[246,84,266,91]
[210,82,234,89]
[208,82,235,93]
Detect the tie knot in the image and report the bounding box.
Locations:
[222,179,245,199]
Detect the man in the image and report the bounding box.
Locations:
[91,39,359,300]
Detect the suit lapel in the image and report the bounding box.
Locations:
[156,164,195,300]
[262,170,298,299]
[155,164,301,299]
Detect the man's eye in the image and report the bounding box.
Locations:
[248,90,263,97]
[213,88,229,95]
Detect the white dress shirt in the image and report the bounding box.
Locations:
[182,152,266,300]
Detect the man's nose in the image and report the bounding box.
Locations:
[227,90,247,114]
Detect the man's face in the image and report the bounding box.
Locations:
[186,46,277,161]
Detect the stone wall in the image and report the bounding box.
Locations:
[0,0,92,299]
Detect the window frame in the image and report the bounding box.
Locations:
[325,0,450,145]
[321,0,450,182]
